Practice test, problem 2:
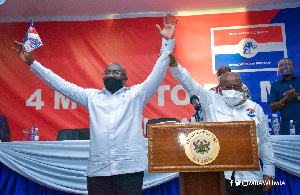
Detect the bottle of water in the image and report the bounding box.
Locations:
[22,129,29,141]
[290,120,295,135]
[34,127,39,141]
[271,117,279,135]
[30,124,35,141]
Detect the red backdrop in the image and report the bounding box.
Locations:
[0,9,280,141]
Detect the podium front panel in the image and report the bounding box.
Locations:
[148,121,259,173]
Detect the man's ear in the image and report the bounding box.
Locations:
[122,76,128,86]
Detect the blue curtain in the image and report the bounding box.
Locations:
[1,161,299,195]
[264,167,300,195]
[0,161,76,195]
[142,177,180,195]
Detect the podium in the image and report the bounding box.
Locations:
[147,121,260,195]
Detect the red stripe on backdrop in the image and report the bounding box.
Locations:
[213,26,284,46]
[0,9,280,141]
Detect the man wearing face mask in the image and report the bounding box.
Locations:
[269,58,300,135]
[210,66,252,100]
[13,13,178,195]
[189,95,203,122]
[168,53,275,194]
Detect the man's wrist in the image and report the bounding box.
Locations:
[169,60,178,67]
[28,60,37,67]
[279,99,285,106]
[28,60,35,67]
[161,38,175,54]
[264,175,275,179]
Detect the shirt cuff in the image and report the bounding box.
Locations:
[30,60,40,71]
[161,38,175,54]
[30,60,46,72]
[30,60,49,78]
[263,164,275,178]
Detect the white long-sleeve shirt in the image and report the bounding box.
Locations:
[30,38,175,176]
[170,63,275,182]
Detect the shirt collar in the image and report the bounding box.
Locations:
[234,99,247,108]
[102,86,128,94]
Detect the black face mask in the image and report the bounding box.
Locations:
[103,77,124,94]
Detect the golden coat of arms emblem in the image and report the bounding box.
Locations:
[185,130,220,165]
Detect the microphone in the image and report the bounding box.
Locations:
[190,95,201,122]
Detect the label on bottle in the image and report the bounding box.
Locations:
[190,117,195,122]
[271,118,279,135]
[30,134,35,141]
[290,126,295,135]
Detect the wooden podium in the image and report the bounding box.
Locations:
[147,121,260,195]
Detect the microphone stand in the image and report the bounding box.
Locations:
[195,111,200,122]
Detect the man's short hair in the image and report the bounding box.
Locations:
[217,66,231,76]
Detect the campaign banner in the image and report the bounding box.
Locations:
[1,7,299,141]
[211,24,287,73]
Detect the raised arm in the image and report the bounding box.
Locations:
[156,13,178,40]
[138,13,178,107]
[13,41,91,108]
[168,53,212,104]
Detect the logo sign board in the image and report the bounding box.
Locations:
[211,23,287,73]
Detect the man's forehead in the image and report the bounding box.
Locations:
[220,73,241,84]
[279,59,292,65]
[105,64,125,71]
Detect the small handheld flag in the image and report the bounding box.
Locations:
[23,20,43,52]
